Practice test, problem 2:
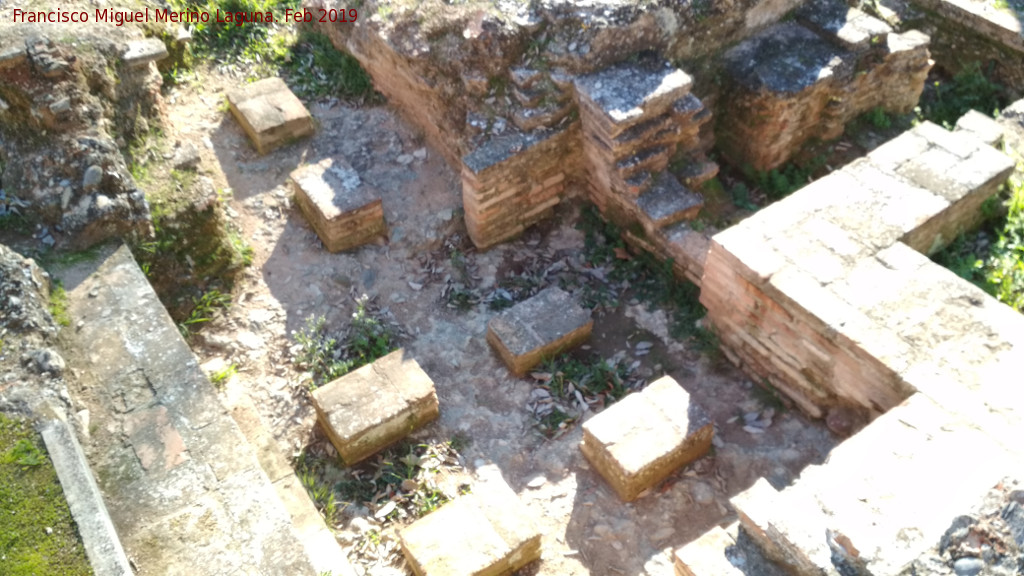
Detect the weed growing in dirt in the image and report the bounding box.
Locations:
[293,295,398,388]
[576,205,719,352]
[529,351,640,438]
[935,167,1024,312]
[0,189,31,235]
[172,0,377,102]
[209,363,238,388]
[281,31,377,101]
[178,289,232,338]
[47,281,70,327]
[444,246,480,311]
[0,414,92,575]
[916,62,1007,129]
[743,153,828,201]
[293,438,469,567]
[866,106,892,130]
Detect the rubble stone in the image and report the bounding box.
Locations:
[486,286,593,376]
[226,77,314,155]
[290,157,386,253]
[310,349,439,465]
[122,39,169,68]
[400,464,540,576]
[580,376,712,501]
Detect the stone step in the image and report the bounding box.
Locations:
[58,244,348,576]
[732,393,1024,575]
[510,99,574,132]
[635,173,704,229]
[616,145,674,180]
[658,221,712,285]
[575,58,693,139]
[623,170,654,195]
[674,158,720,189]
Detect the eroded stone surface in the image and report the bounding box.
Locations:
[580,376,712,502]
[291,157,386,253]
[400,464,540,576]
[311,349,439,465]
[486,286,593,376]
[226,77,314,155]
[60,244,323,575]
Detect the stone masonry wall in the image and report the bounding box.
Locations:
[718,1,932,171]
[314,0,813,255]
[461,125,581,249]
[898,0,1024,92]
[701,119,1016,420]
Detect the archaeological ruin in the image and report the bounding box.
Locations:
[2,0,1024,574]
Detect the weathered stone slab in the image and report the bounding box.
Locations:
[226,77,314,155]
[60,244,320,574]
[580,376,713,501]
[310,349,439,465]
[122,38,168,68]
[400,464,540,576]
[575,58,693,135]
[796,0,892,51]
[290,157,386,253]
[486,286,593,376]
[723,22,848,95]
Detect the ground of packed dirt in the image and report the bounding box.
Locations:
[135,63,846,576]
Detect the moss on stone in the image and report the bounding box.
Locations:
[0,414,93,576]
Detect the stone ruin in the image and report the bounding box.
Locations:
[2,0,1024,574]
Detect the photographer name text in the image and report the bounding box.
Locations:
[10,6,357,26]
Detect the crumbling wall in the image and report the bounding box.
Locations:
[0,34,165,249]
[314,0,811,253]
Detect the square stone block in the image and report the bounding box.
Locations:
[310,349,438,465]
[581,376,712,502]
[291,158,386,253]
[486,286,593,376]
[400,465,541,576]
[227,77,314,155]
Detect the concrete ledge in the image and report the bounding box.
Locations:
[40,418,132,576]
